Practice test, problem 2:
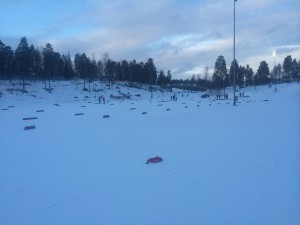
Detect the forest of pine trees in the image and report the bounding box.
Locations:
[0,37,299,91]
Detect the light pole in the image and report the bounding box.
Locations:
[273,51,277,92]
[233,0,237,106]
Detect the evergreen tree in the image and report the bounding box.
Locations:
[0,40,6,79]
[129,60,144,83]
[157,70,166,85]
[255,61,269,85]
[283,55,293,81]
[90,57,97,81]
[191,74,196,84]
[144,58,157,84]
[212,55,227,89]
[167,70,172,84]
[105,59,116,79]
[15,37,31,90]
[229,59,240,86]
[272,63,282,82]
[115,61,122,81]
[129,60,137,82]
[97,60,103,78]
[61,53,74,80]
[4,45,14,81]
[102,53,109,77]
[238,65,246,87]
[42,43,55,89]
[298,60,300,82]
[120,60,129,81]
[245,64,254,86]
[29,45,42,81]
[52,52,63,79]
[74,53,92,89]
[292,59,298,81]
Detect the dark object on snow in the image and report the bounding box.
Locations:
[146,156,163,164]
[75,113,84,116]
[142,112,147,115]
[201,93,210,98]
[103,115,110,118]
[23,117,38,120]
[36,110,44,112]
[24,125,36,130]
[110,93,131,100]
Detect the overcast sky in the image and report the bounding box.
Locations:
[1,0,299,79]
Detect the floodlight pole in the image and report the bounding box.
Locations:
[274,52,277,92]
[233,0,237,106]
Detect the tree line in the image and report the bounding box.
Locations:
[0,37,299,91]
[210,55,300,89]
[0,37,169,91]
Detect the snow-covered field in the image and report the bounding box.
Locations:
[1,80,299,225]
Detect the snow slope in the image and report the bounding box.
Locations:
[0,81,299,225]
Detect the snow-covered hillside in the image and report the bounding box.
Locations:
[1,81,299,225]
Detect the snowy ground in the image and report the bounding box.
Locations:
[1,80,300,225]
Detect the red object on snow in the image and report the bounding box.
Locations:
[146,156,163,164]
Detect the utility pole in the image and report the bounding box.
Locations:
[273,51,277,92]
[233,0,237,106]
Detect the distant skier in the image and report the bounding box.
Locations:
[98,96,105,104]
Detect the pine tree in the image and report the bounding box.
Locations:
[42,43,55,89]
[283,55,293,81]
[0,40,5,79]
[238,65,246,87]
[105,59,116,79]
[212,55,227,89]
[167,70,172,84]
[61,53,74,80]
[15,37,31,90]
[298,60,300,82]
[52,52,63,79]
[96,60,103,78]
[157,70,166,85]
[292,59,298,81]
[120,60,129,81]
[245,64,254,86]
[255,61,269,85]
[229,59,240,86]
[4,45,14,81]
[74,53,92,90]
[102,53,109,77]
[0,41,13,80]
[144,58,157,85]
[29,45,42,81]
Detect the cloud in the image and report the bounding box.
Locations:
[0,0,299,79]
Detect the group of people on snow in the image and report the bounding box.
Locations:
[171,94,177,101]
[216,93,228,100]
